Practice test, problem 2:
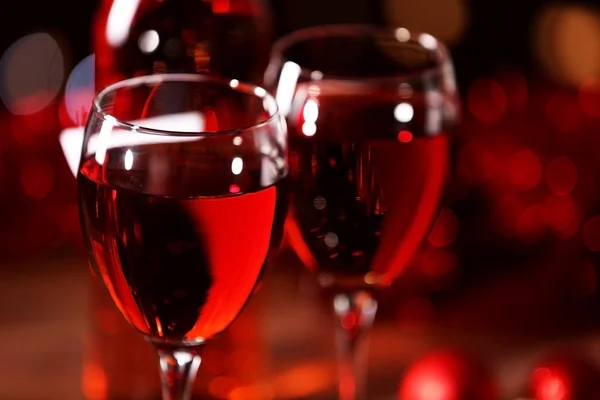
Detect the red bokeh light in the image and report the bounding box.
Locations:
[546,91,582,135]
[211,0,231,14]
[398,130,414,143]
[531,354,600,400]
[341,312,357,330]
[545,156,578,195]
[542,195,577,232]
[495,68,528,111]
[82,363,108,400]
[398,350,495,400]
[20,159,55,200]
[507,149,543,191]
[532,367,569,400]
[578,78,600,118]
[467,78,507,123]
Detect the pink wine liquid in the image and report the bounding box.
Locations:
[285,83,450,289]
[79,143,287,342]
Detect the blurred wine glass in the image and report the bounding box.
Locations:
[265,24,459,399]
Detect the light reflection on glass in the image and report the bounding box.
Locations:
[138,30,160,54]
[425,90,444,134]
[124,149,134,170]
[419,33,439,50]
[301,98,320,137]
[95,115,116,165]
[231,157,243,175]
[301,122,317,137]
[333,294,350,314]
[254,87,267,98]
[395,27,411,42]
[106,0,141,47]
[310,70,324,80]
[275,61,301,117]
[399,83,414,98]
[308,85,321,97]
[313,196,326,210]
[303,99,319,122]
[324,232,339,248]
[394,102,414,123]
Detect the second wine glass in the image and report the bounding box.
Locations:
[265,24,459,399]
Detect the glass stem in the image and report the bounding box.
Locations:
[154,343,202,400]
[332,291,378,400]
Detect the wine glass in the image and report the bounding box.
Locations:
[77,73,288,400]
[264,25,459,399]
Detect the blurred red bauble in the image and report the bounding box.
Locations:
[531,352,600,400]
[398,349,496,400]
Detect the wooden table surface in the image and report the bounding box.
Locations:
[3,251,600,400]
[0,254,87,400]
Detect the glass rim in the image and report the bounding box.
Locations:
[270,23,452,83]
[91,73,280,137]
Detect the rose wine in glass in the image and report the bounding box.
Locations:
[265,25,459,399]
[286,86,450,288]
[79,146,286,342]
[77,74,287,400]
